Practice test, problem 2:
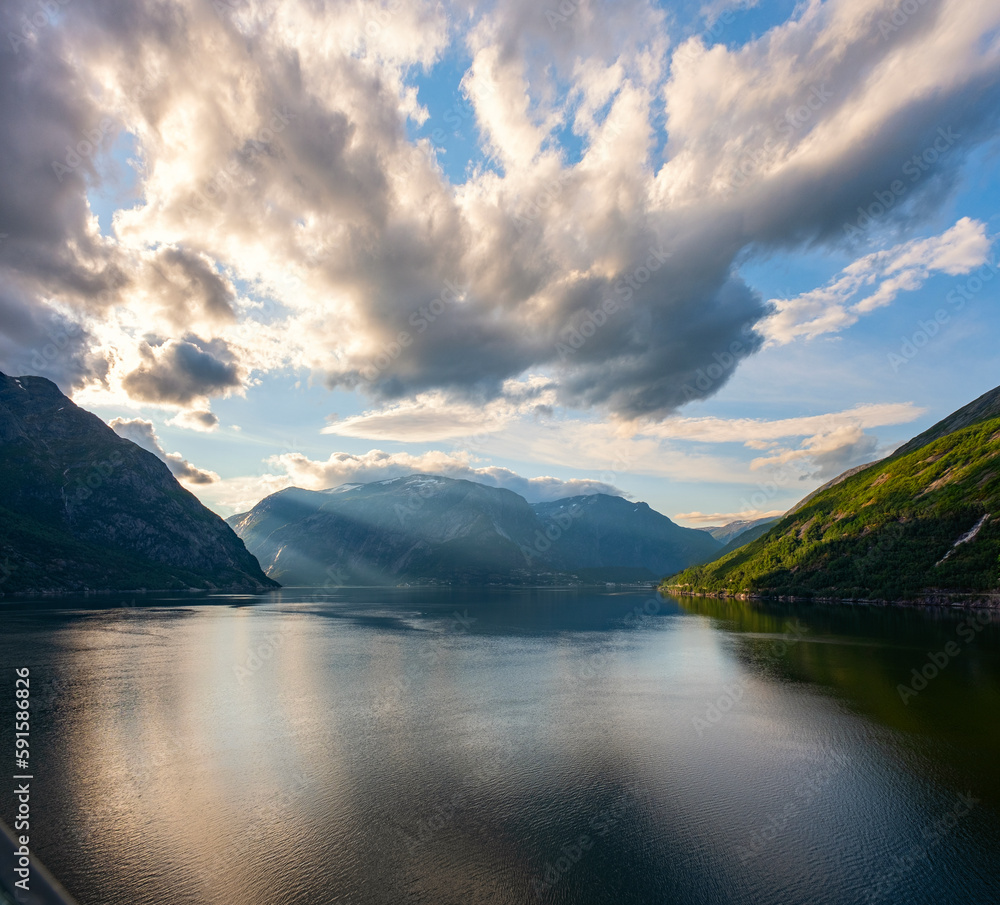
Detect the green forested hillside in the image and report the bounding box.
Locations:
[663,414,1000,601]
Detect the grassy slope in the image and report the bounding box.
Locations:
[663,416,1000,601]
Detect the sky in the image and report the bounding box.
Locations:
[1,0,999,526]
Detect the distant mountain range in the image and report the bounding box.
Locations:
[16,366,998,602]
[701,516,780,547]
[227,476,722,586]
[0,372,276,594]
[708,518,782,558]
[665,384,1000,603]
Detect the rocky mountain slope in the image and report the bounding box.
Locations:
[229,476,721,585]
[663,385,1000,603]
[0,372,276,594]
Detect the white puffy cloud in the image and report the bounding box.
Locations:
[764,218,993,344]
[206,448,625,515]
[0,0,997,425]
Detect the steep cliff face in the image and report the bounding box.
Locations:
[0,372,276,594]
[229,477,722,586]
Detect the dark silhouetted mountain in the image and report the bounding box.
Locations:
[0,372,276,594]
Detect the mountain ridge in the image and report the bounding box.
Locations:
[230,476,721,586]
[663,384,1000,604]
[0,372,276,595]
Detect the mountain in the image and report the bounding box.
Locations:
[705,516,780,544]
[229,477,722,586]
[710,519,780,558]
[0,372,276,594]
[532,495,722,578]
[663,385,1000,603]
[227,476,542,586]
[891,384,1000,458]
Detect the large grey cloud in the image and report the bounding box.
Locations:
[0,0,997,420]
[121,337,242,405]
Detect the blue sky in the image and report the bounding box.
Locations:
[2,0,999,525]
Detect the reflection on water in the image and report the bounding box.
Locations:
[1,588,999,904]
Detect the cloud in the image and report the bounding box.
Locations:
[321,379,556,440]
[121,337,242,406]
[167,409,220,431]
[0,289,106,388]
[0,0,997,422]
[204,448,626,515]
[140,246,237,329]
[302,397,927,499]
[109,417,219,484]
[764,218,993,344]
[638,402,923,480]
[270,449,624,501]
[641,402,925,444]
[748,424,881,478]
[673,508,783,526]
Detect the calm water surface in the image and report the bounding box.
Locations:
[1,589,999,904]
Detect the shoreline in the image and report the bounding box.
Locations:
[1,581,660,600]
[661,586,1000,609]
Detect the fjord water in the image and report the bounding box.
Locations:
[2,590,999,904]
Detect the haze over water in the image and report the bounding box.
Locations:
[2,589,999,904]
